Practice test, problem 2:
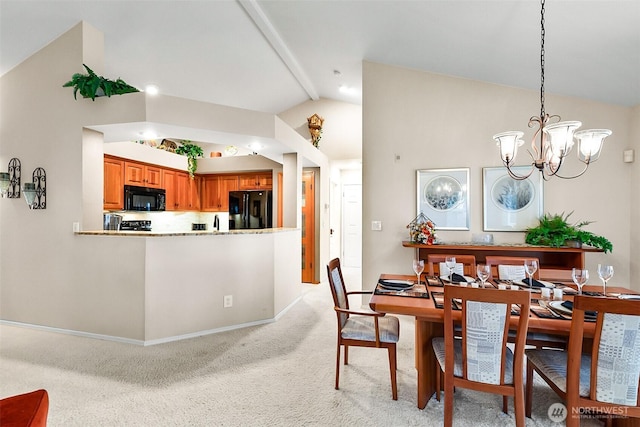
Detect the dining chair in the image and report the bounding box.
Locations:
[432,285,530,426]
[427,254,477,277]
[525,295,640,426]
[485,255,566,350]
[485,255,541,280]
[326,258,400,400]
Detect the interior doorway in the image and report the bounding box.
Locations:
[342,183,362,268]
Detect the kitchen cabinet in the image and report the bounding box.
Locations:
[124,161,162,188]
[238,172,272,190]
[104,156,124,210]
[201,174,238,211]
[176,172,201,210]
[162,169,177,210]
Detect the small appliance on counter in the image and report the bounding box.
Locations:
[103,213,123,230]
[192,223,207,231]
[120,220,152,231]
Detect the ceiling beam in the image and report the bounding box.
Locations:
[238,0,319,101]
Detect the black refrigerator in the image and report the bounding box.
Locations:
[228,190,273,229]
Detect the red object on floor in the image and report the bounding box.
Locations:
[0,389,49,426]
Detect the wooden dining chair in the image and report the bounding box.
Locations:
[432,285,530,426]
[525,295,640,426]
[485,255,566,350]
[427,254,477,277]
[485,255,541,280]
[326,258,400,400]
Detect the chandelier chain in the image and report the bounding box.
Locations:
[540,0,546,118]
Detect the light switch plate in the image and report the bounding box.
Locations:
[371,221,382,231]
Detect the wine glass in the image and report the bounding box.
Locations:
[597,264,614,296]
[476,264,490,288]
[445,256,456,283]
[413,259,424,285]
[524,259,538,285]
[572,268,589,295]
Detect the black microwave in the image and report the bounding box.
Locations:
[124,185,166,211]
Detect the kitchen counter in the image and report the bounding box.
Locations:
[76,227,297,237]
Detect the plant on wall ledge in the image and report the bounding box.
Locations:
[525,211,612,253]
[175,141,204,178]
[62,64,139,101]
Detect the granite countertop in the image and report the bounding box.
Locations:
[76,228,298,237]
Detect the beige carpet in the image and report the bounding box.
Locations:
[0,274,602,426]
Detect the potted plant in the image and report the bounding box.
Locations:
[175,141,204,178]
[525,212,612,253]
[63,64,139,101]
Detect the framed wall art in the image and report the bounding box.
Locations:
[483,166,543,231]
[416,168,469,230]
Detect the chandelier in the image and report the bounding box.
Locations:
[493,0,611,180]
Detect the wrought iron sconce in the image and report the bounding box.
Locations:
[0,158,21,198]
[21,167,46,209]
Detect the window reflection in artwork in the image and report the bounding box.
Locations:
[424,176,463,211]
[491,177,533,212]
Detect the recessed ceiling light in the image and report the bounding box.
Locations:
[145,85,159,95]
[339,85,358,95]
[248,142,263,151]
[142,131,157,139]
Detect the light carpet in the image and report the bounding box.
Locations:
[0,277,602,426]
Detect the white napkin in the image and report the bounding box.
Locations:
[498,265,526,281]
[439,262,464,276]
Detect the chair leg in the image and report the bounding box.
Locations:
[502,396,508,414]
[444,377,454,427]
[388,345,398,400]
[525,360,534,418]
[335,342,341,390]
[435,359,441,402]
[344,345,349,365]
[514,382,525,427]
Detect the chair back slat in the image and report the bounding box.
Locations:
[427,254,476,276]
[485,256,540,280]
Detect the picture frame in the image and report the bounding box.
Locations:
[416,168,469,230]
[482,166,543,231]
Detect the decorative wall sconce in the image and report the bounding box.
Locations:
[307,113,324,148]
[8,158,21,198]
[23,182,37,209]
[0,157,21,198]
[21,167,46,209]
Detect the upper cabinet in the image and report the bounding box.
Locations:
[201,174,238,212]
[176,172,201,211]
[124,161,162,188]
[104,156,124,210]
[238,172,272,190]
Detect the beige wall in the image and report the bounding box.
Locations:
[362,61,638,292]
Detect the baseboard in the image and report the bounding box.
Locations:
[0,292,304,346]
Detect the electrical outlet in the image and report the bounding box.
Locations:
[223,295,233,308]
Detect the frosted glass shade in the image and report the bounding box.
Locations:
[493,131,524,163]
[0,172,9,196]
[23,182,37,208]
[542,121,581,157]
[574,129,611,162]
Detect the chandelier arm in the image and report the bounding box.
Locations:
[503,162,534,181]
[547,162,590,180]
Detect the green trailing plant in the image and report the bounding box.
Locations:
[175,141,204,178]
[63,64,139,101]
[525,211,612,253]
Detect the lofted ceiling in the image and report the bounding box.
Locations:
[1,1,638,159]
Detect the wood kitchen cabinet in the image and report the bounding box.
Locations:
[175,172,201,210]
[162,169,177,210]
[103,156,124,210]
[238,172,272,190]
[124,160,162,188]
[201,174,238,211]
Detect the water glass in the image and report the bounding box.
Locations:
[540,288,551,302]
[553,288,563,301]
[412,259,425,285]
[524,259,538,282]
[571,268,589,294]
[597,264,614,296]
[476,264,490,288]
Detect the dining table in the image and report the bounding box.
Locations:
[369,273,640,413]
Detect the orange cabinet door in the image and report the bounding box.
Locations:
[163,169,177,211]
[124,161,162,188]
[217,175,238,211]
[104,156,124,210]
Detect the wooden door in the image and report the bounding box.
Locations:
[200,175,220,211]
[217,175,238,211]
[175,172,191,210]
[188,176,201,210]
[103,156,124,210]
[301,171,316,283]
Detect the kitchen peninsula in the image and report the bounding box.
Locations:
[74,228,301,345]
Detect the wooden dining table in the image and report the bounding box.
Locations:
[369,273,639,412]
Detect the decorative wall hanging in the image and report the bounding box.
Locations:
[483,166,543,231]
[32,167,46,209]
[417,168,469,230]
[8,158,21,198]
[307,113,324,148]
